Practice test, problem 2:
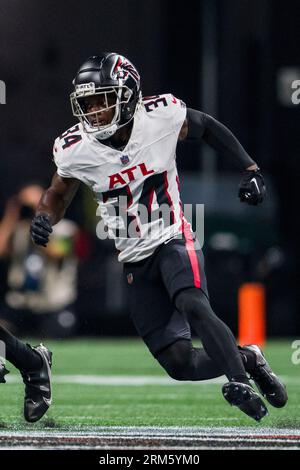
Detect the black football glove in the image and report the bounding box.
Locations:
[30,214,53,247]
[238,169,266,205]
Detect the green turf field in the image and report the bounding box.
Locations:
[0,338,299,431]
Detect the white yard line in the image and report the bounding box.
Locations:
[56,416,241,421]
[6,374,224,385]
[5,374,297,386]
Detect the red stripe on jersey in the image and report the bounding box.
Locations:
[177,172,200,288]
[126,186,141,235]
[130,214,141,235]
[164,172,175,224]
[176,175,184,233]
[183,219,201,288]
[148,187,155,212]
[125,185,133,208]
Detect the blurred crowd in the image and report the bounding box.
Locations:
[0,184,83,337]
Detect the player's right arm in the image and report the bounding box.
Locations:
[30,172,80,247]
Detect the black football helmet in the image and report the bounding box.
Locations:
[70,52,141,140]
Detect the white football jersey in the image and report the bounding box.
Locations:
[53,93,189,263]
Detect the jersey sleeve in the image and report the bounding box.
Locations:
[52,126,83,179]
[53,137,73,178]
[168,94,187,135]
[158,93,187,136]
[143,93,186,138]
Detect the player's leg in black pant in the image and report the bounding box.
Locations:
[0,324,43,371]
[0,323,52,422]
[123,254,218,380]
[154,288,248,383]
[125,242,248,382]
[154,289,269,421]
[124,243,268,421]
[157,238,249,383]
[156,239,269,420]
[155,337,224,381]
[174,287,249,384]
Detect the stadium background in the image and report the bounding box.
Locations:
[0,0,299,340]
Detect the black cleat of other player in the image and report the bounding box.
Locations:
[222,381,268,422]
[0,361,9,383]
[21,344,52,423]
[240,344,288,408]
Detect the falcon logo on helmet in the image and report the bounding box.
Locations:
[112,56,140,83]
[70,52,141,141]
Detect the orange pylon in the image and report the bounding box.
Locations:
[238,283,266,347]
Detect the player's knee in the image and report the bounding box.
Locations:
[175,288,212,324]
[155,339,194,381]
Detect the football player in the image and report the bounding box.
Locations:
[30,52,287,421]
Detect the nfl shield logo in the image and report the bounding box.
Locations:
[127,273,133,284]
[120,154,129,165]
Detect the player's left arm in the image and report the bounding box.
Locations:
[179,108,266,205]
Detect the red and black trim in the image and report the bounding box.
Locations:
[176,174,201,289]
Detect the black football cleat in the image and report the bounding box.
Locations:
[0,361,9,383]
[240,344,288,408]
[222,381,268,422]
[21,344,52,423]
